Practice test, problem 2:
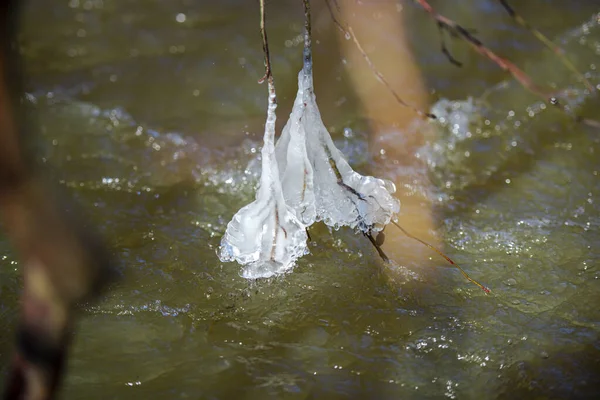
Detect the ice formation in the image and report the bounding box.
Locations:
[218,88,308,279]
[275,31,400,233]
[275,47,316,226]
[219,9,400,279]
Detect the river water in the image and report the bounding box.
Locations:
[1,0,600,399]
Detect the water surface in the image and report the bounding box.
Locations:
[1,0,600,398]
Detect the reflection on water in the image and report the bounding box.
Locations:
[1,0,600,398]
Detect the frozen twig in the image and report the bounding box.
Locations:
[218,0,308,278]
[497,0,594,92]
[274,0,400,234]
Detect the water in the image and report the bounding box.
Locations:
[1,0,600,398]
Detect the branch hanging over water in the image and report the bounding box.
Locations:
[414,0,549,99]
[497,0,594,93]
[257,0,272,87]
[324,0,436,120]
[414,0,600,128]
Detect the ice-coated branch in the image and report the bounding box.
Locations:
[414,0,600,129]
[276,0,400,234]
[274,0,317,226]
[218,0,308,279]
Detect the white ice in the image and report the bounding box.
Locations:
[276,44,399,233]
[218,89,308,279]
[275,58,316,226]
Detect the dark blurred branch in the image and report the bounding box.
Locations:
[437,21,463,67]
[0,2,116,399]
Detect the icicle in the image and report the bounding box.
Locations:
[276,1,400,233]
[218,1,308,279]
[275,21,317,226]
[219,88,308,279]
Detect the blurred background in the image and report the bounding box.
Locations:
[1,0,600,398]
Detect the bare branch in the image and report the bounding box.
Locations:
[258,0,277,111]
[414,0,550,99]
[414,0,600,128]
[497,0,594,92]
[325,0,436,120]
[258,0,273,88]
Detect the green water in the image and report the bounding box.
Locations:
[1,0,600,398]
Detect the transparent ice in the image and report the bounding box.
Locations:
[276,35,400,233]
[219,17,400,279]
[275,53,316,226]
[218,89,308,279]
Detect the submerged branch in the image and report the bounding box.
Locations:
[392,221,490,294]
[364,231,390,263]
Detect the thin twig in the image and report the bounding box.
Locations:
[391,220,490,294]
[258,0,273,87]
[414,0,549,99]
[303,0,312,67]
[414,0,600,128]
[438,22,463,67]
[324,0,436,120]
[364,231,390,263]
[497,0,594,92]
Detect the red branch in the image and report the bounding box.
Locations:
[414,0,599,128]
[414,0,550,99]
